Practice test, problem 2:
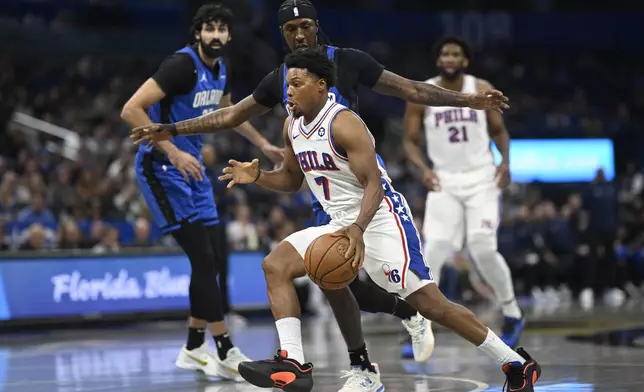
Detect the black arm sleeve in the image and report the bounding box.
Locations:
[252,68,281,108]
[339,48,385,89]
[151,54,197,96]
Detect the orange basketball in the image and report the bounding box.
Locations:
[304,233,358,290]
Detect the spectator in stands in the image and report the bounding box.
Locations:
[92,225,120,254]
[0,221,8,251]
[130,217,154,248]
[16,191,57,246]
[57,218,93,250]
[0,172,18,217]
[227,204,259,251]
[583,168,624,306]
[48,165,76,216]
[20,223,48,251]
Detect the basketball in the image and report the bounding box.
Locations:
[304,233,359,290]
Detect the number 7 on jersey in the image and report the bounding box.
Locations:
[314,176,331,200]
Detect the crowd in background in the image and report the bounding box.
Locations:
[1,0,644,308]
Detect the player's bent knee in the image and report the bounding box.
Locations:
[262,242,307,281]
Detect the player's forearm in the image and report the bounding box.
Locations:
[491,128,510,163]
[375,72,472,107]
[354,181,384,231]
[233,121,271,149]
[173,106,239,136]
[255,169,303,193]
[121,106,179,156]
[407,81,472,107]
[403,137,432,173]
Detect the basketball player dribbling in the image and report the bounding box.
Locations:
[130,0,510,365]
[220,49,541,392]
[403,36,524,349]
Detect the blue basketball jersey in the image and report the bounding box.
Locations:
[142,46,228,160]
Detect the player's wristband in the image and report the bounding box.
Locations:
[253,168,262,183]
[164,123,178,137]
[352,223,365,233]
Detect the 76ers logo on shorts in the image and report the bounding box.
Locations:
[382,264,401,284]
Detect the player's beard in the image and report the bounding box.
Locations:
[199,38,224,59]
[439,68,464,82]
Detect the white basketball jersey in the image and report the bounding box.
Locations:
[288,101,390,220]
[423,75,493,172]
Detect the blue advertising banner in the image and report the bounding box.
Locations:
[491,139,615,183]
[0,252,268,321]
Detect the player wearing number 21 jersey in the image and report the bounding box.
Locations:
[403,36,525,351]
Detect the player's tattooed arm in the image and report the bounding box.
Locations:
[479,79,510,163]
[373,71,509,112]
[332,111,384,231]
[253,117,304,192]
[373,70,472,106]
[174,95,272,136]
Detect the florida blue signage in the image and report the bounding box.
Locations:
[0,252,268,321]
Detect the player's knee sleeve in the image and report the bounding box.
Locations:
[425,240,455,285]
[171,221,224,322]
[467,235,514,302]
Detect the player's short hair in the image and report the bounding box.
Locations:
[433,36,473,61]
[191,4,234,35]
[285,49,336,88]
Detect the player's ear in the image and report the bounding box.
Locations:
[463,59,469,68]
[318,78,326,91]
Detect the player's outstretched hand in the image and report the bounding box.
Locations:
[218,159,260,188]
[130,123,174,146]
[468,90,510,113]
[495,161,511,189]
[168,150,203,182]
[331,224,365,270]
[261,144,285,165]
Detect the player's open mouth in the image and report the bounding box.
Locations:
[287,101,296,110]
[295,43,308,50]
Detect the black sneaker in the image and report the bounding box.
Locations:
[238,350,314,391]
[503,348,541,392]
[502,348,541,391]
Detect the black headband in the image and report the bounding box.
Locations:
[278,1,318,27]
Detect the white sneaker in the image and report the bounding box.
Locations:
[175,342,222,378]
[217,347,251,381]
[175,342,250,381]
[402,313,434,362]
[339,364,385,392]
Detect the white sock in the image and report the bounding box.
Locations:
[477,328,525,368]
[275,317,305,364]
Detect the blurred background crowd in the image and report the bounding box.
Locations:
[1,0,643,310]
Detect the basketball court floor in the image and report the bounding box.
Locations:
[1,303,643,392]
